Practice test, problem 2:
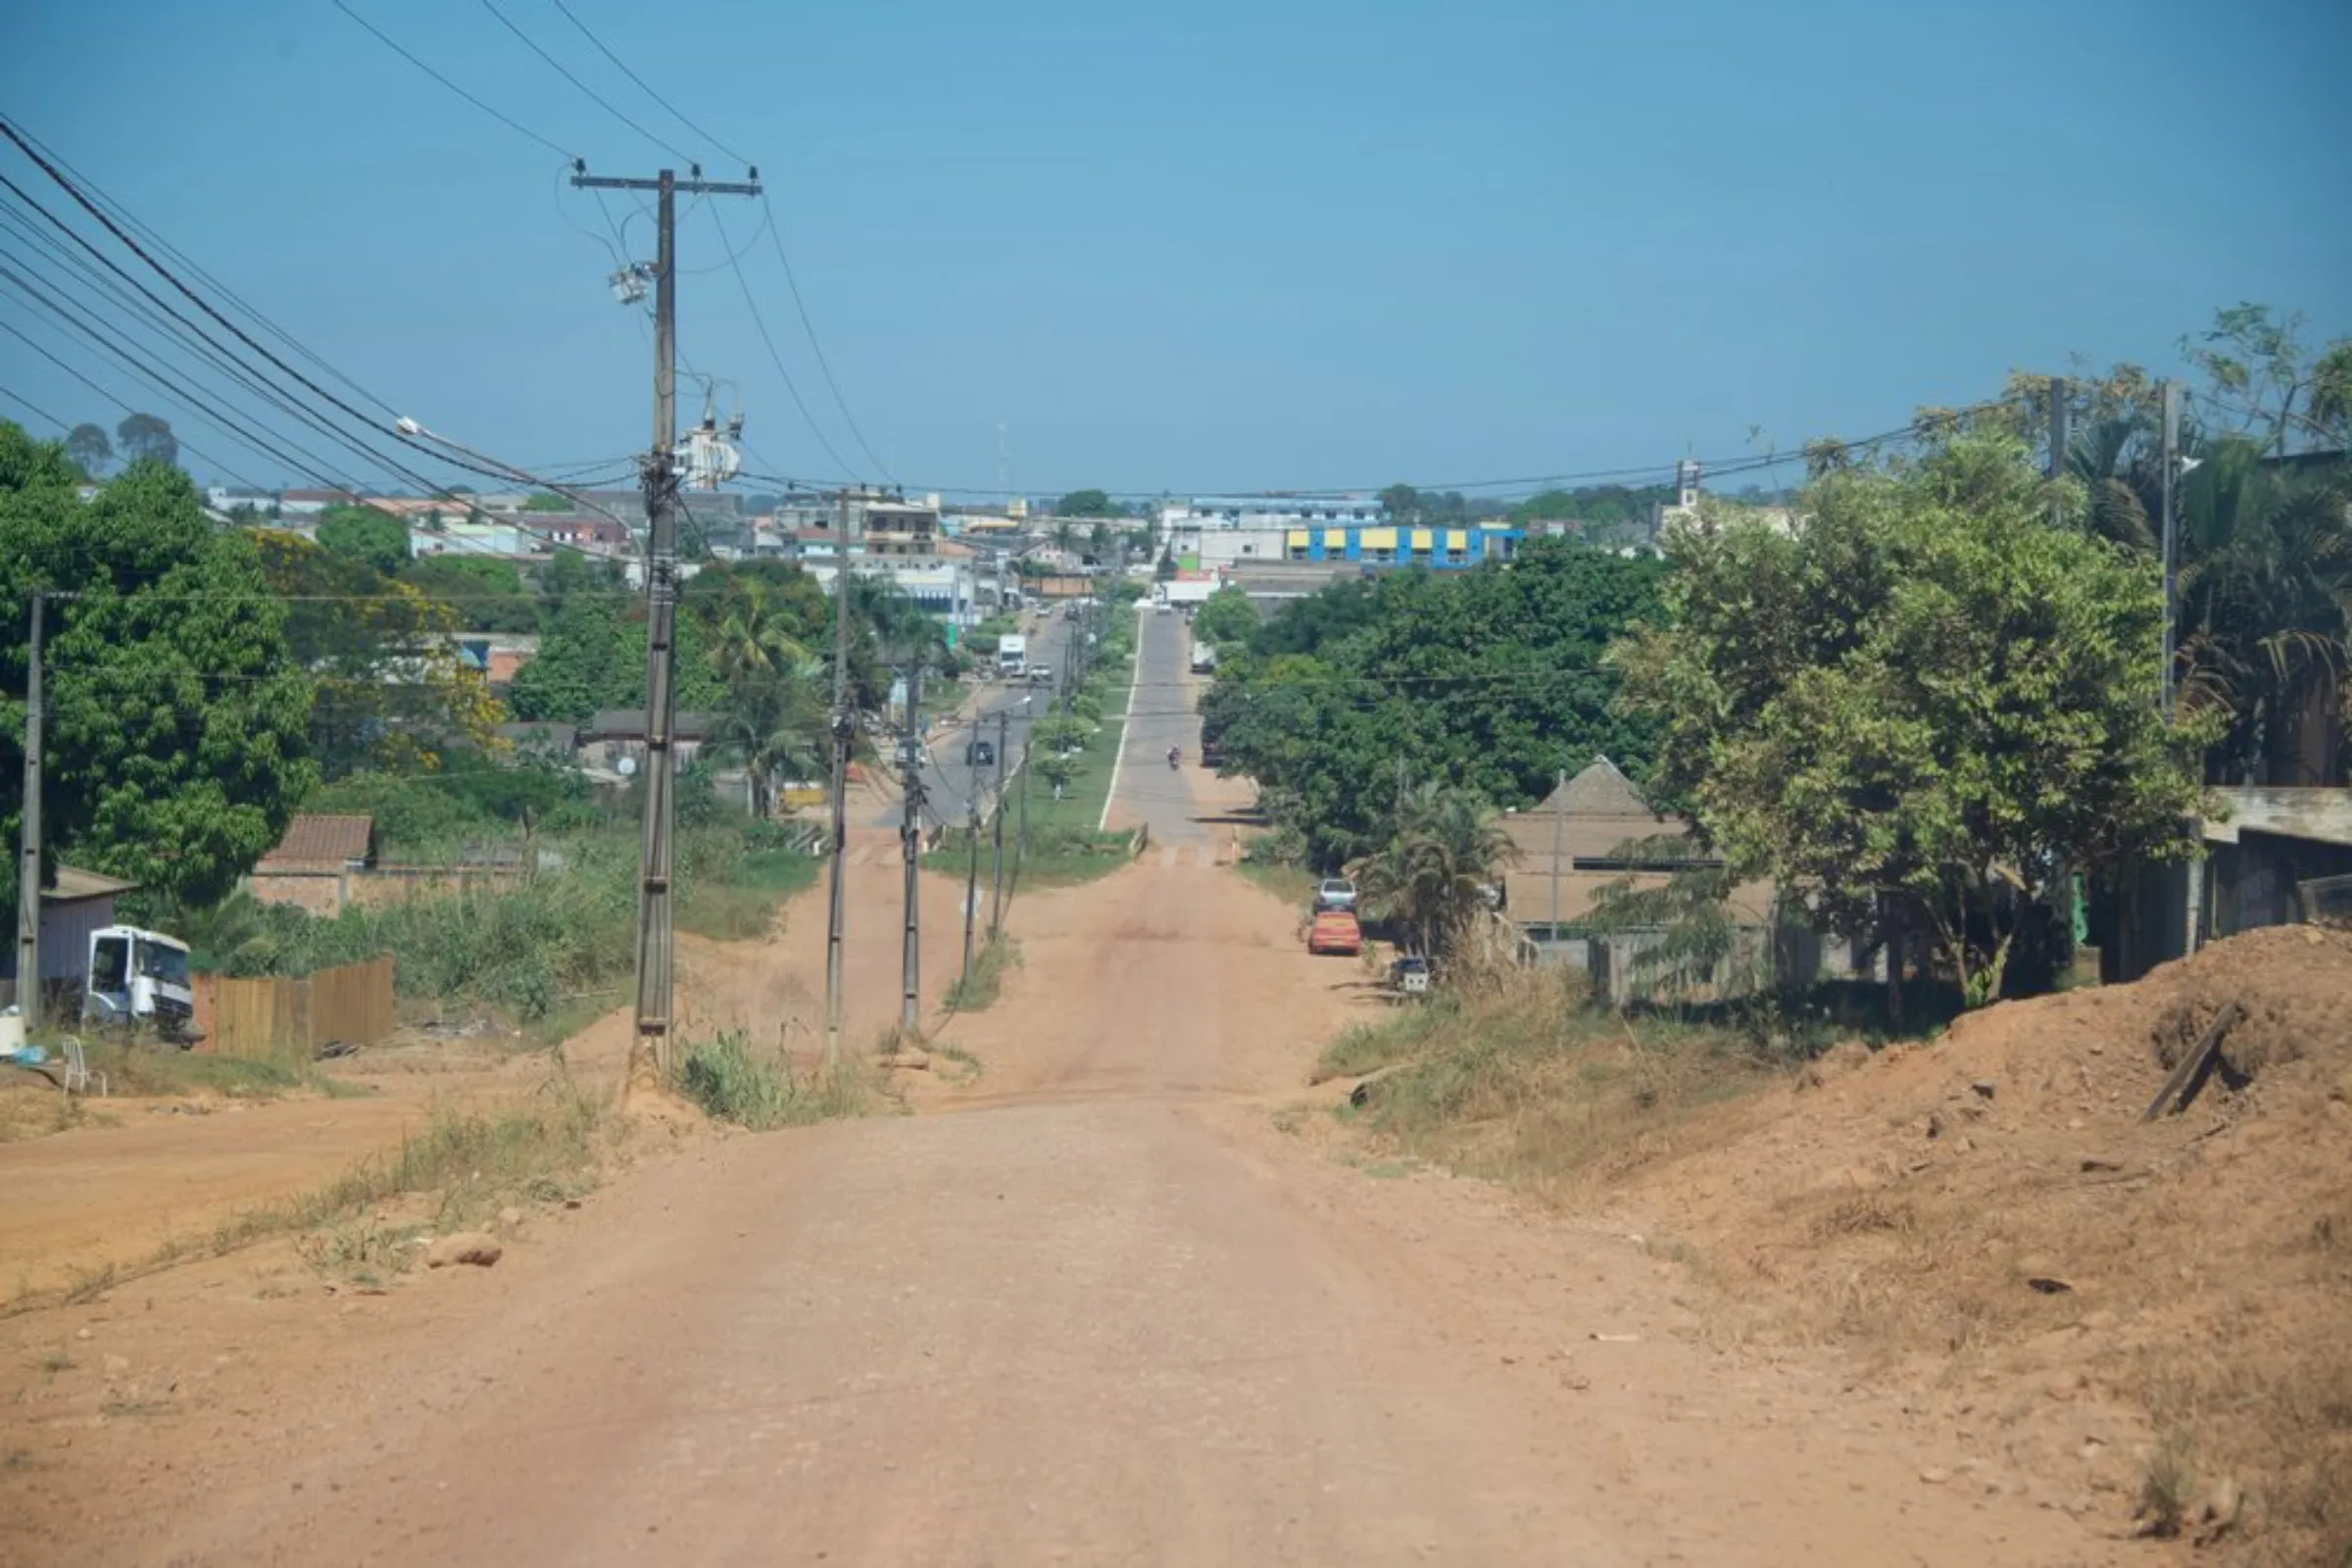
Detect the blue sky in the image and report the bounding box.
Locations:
[2,0,2348,499]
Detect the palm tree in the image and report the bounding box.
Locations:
[712,578,811,684]
[1346,781,1519,965]
[1052,517,1078,558]
[2176,438,2352,784]
[708,656,827,818]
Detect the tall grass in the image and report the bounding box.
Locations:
[1328,966,1773,1190]
[678,1032,869,1130]
[945,933,1020,1013]
[208,822,820,1027]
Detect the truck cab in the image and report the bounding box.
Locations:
[82,925,196,1039]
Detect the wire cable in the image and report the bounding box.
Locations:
[0,380,70,433]
[543,0,753,168]
[475,0,695,165]
[754,193,895,481]
[709,206,859,480]
[332,0,578,163]
[0,115,564,497]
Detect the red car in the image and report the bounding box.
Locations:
[1307,910,1362,956]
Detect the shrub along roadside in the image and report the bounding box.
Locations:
[944,933,1020,1013]
[176,819,823,1037]
[9,1085,612,1312]
[677,1031,871,1130]
[1323,967,1778,1192]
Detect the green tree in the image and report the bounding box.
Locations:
[255,533,503,779]
[316,503,410,577]
[508,590,632,723]
[1346,781,1518,965]
[1610,433,2208,1006]
[1,428,314,907]
[1054,488,1121,518]
[399,555,538,634]
[2174,437,2352,786]
[65,422,113,478]
[114,411,177,469]
[522,492,573,512]
[1190,584,1259,650]
[1204,539,1666,866]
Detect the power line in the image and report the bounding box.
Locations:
[0,317,276,492]
[0,119,408,426]
[0,213,442,496]
[710,205,860,480]
[0,381,69,432]
[475,0,696,165]
[0,115,533,496]
[753,194,895,481]
[332,0,577,163]
[544,0,753,168]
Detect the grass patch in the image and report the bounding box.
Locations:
[1021,654,1135,834]
[1329,965,1775,1192]
[78,1046,361,1102]
[1235,859,1316,907]
[4,1083,614,1317]
[944,933,1020,1013]
[675,846,823,942]
[678,1031,871,1130]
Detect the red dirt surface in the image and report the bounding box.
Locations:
[1617,924,2352,1562]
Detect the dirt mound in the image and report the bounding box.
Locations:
[1628,924,2352,1562]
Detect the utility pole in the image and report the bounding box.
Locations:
[572,163,760,1086]
[2047,375,2069,529]
[1547,766,1564,944]
[899,660,925,1036]
[822,487,854,1068]
[988,709,1010,935]
[1014,737,1031,899]
[15,591,43,1031]
[2160,380,2181,717]
[961,791,981,983]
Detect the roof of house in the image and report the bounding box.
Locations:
[1536,757,1650,817]
[258,813,376,868]
[1502,869,1774,928]
[584,710,716,742]
[497,720,578,754]
[45,864,138,903]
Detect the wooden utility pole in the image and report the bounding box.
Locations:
[961,792,981,983]
[899,662,925,1035]
[1547,766,1564,944]
[988,709,1010,935]
[570,163,760,1085]
[14,591,43,1030]
[822,487,854,1067]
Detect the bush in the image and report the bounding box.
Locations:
[679,1031,866,1129]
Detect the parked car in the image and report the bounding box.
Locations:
[1027,664,1055,686]
[966,739,997,767]
[1312,877,1357,913]
[1307,910,1362,956]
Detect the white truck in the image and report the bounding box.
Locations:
[81,925,198,1041]
[996,633,1028,678]
[1152,580,1218,613]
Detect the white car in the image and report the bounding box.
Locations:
[1312,877,1357,913]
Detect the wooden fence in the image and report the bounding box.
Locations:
[213,956,395,1067]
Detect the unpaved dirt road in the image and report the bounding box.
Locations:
[0,620,2134,1566]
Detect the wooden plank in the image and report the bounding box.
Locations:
[2140,1000,2242,1123]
